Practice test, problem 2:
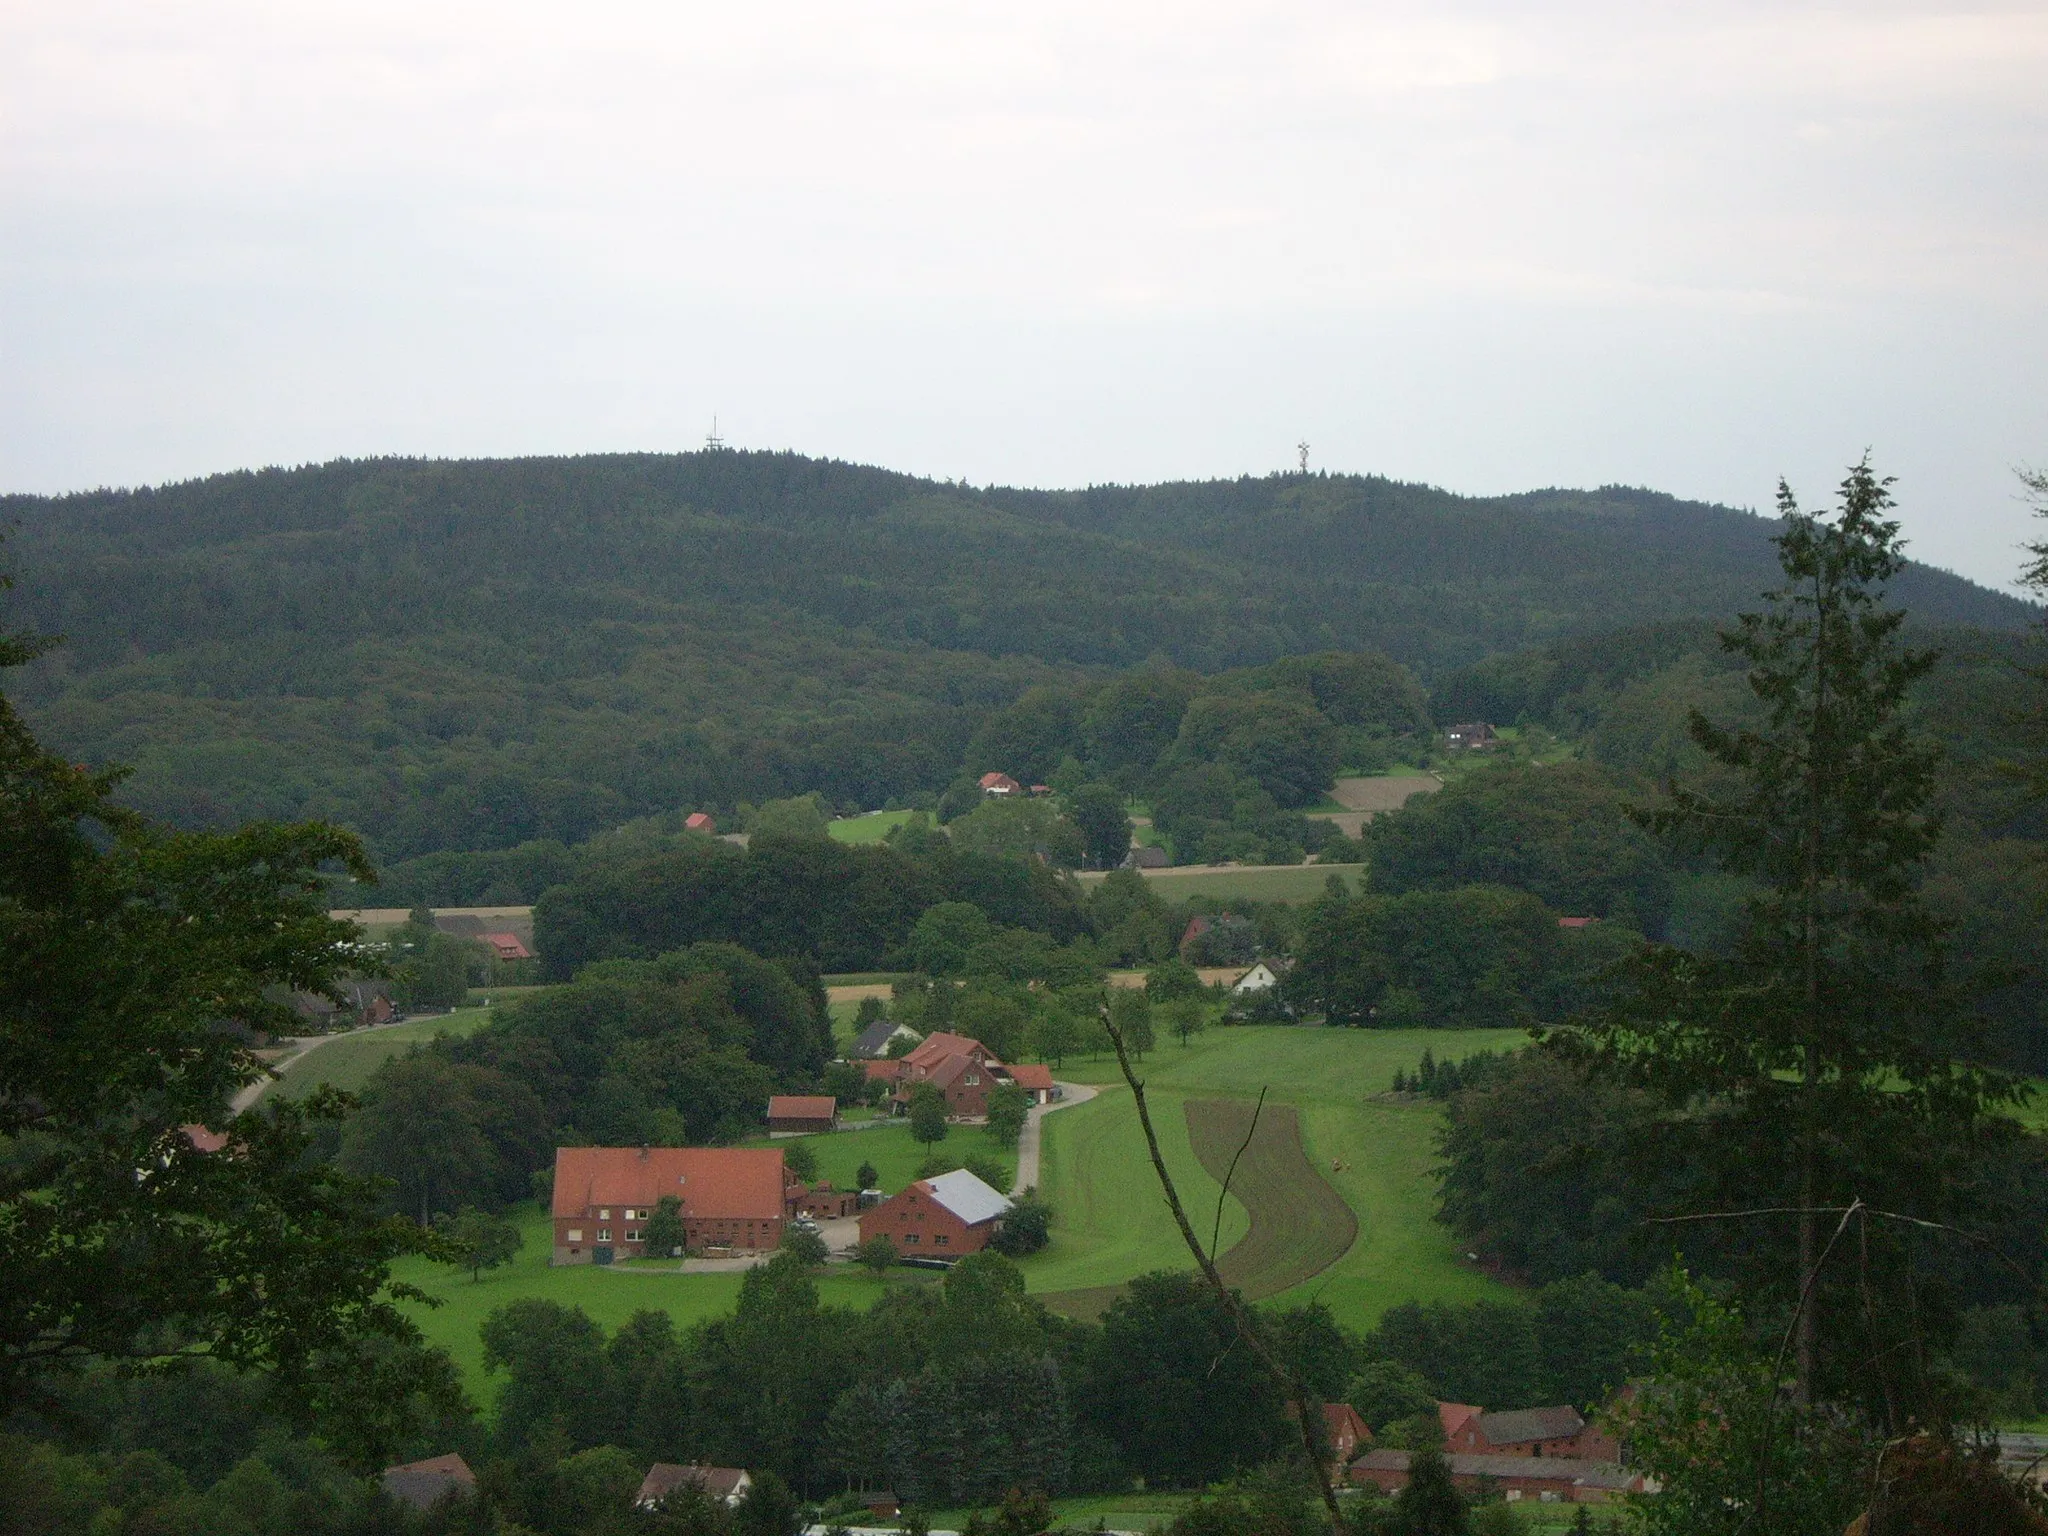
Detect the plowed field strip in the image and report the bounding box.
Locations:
[1185,1099,1358,1300]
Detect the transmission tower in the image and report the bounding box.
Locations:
[705,416,725,451]
[1297,440,1310,475]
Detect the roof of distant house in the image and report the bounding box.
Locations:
[380,1454,476,1511]
[551,1147,784,1222]
[904,1031,992,1071]
[923,1053,989,1092]
[863,1059,906,1082]
[1126,845,1170,868]
[685,812,716,831]
[1438,1402,1482,1437]
[767,1095,836,1120]
[1477,1405,1586,1445]
[1350,1448,1637,1490]
[979,771,1022,791]
[481,931,532,960]
[180,1124,230,1154]
[1556,916,1598,929]
[921,1168,1014,1226]
[851,1018,916,1057]
[1003,1063,1055,1091]
[637,1464,749,1506]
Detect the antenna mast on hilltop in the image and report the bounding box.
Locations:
[1297,440,1310,475]
[705,416,725,451]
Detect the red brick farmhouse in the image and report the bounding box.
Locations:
[551,1146,785,1264]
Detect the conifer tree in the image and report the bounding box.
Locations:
[1575,460,2025,1412]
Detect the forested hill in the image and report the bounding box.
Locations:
[4,451,2032,861]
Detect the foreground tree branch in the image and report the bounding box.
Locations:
[1101,1009,1346,1534]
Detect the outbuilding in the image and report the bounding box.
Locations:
[858,1168,1012,1259]
[766,1095,838,1134]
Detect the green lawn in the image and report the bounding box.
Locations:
[828,810,917,845]
[735,1119,1017,1197]
[1075,864,1364,904]
[262,1008,497,1101]
[1031,1026,1512,1330]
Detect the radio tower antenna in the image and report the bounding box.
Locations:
[705,416,725,451]
[1297,440,1310,475]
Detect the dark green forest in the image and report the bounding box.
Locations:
[6,451,2031,865]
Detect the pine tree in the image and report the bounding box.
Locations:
[1577,459,2025,1414]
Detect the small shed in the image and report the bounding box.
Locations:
[766,1095,838,1134]
[685,812,716,832]
[381,1453,477,1512]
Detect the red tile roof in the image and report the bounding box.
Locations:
[1003,1063,1054,1091]
[767,1095,836,1119]
[482,932,532,960]
[685,812,715,831]
[551,1147,785,1222]
[863,1059,906,1082]
[180,1124,230,1154]
[904,1031,993,1072]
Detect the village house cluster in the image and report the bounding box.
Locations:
[1344,1397,1650,1506]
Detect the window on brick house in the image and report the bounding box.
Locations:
[567,1229,583,1242]
[598,1227,611,1242]
[626,1229,641,1242]
[934,1235,949,1246]
[599,1208,610,1219]
[903,1234,918,1244]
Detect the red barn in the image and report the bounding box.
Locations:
[858,1168,1012,1258]
[550,1146,785,1264]
[766,1095,838,1134]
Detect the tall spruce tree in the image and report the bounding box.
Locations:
[1572,460,2025,1413]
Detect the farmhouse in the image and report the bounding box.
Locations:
[1230,961,1281,997]
[1349,1448,1645,1503]
[550,1146,785,1263]
[1123,845,1171,869]
[913,1050,993,1119]
[849,1017,922,1059]
[1323,1403,1373,1463]
[859,1168,1012,1257]
[636,1465,752,1510]
[1441,1401,1618,1460]
[979,771,1022,796]
[480,931,531,961]
[684,811,716,832]
[1445,721,1499,751]
[766,1095,838,1134]
[381,1454,476,1512]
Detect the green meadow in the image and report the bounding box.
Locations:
[261,1007,497,1101]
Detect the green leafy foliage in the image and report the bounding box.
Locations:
[435,1207,525,1282]
[1364,761,1673,933]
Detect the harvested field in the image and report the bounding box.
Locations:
[1327,775,1438,814]
[1185,1098,1358,1299]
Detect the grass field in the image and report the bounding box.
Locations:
[1035,1026,1513,1331]
[828,810,918,844]
[1187,1099,1358,1299]
[262,1008,497,1100]
[737,1119,1016,1196]
[1074,864,1364,904]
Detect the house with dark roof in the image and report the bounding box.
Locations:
[381,1454,477,1511]
[636,1464,752,1510]
[550,1147,785,1263]
[1124,845,1170,869]
[1440,1400,1620,1461]
[849,1017,922,1059]
[1445,721,1500,752]
[858,1168,1012,1258]
[766,1095,838,1134]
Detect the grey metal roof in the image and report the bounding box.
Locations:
[924,1168,1013,1226]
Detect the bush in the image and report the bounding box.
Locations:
[780,1225,829,1267]
[990,1194,1052,1257]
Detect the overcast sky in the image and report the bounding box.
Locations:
[3,2,2045,590]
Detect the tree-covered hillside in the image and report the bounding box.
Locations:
[4,451,2030,861]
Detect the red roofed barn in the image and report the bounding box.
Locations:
[551,1146,785,1264]
[685,812,716,832]
[978,771,1022,796]
[766,1095,838,1134]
